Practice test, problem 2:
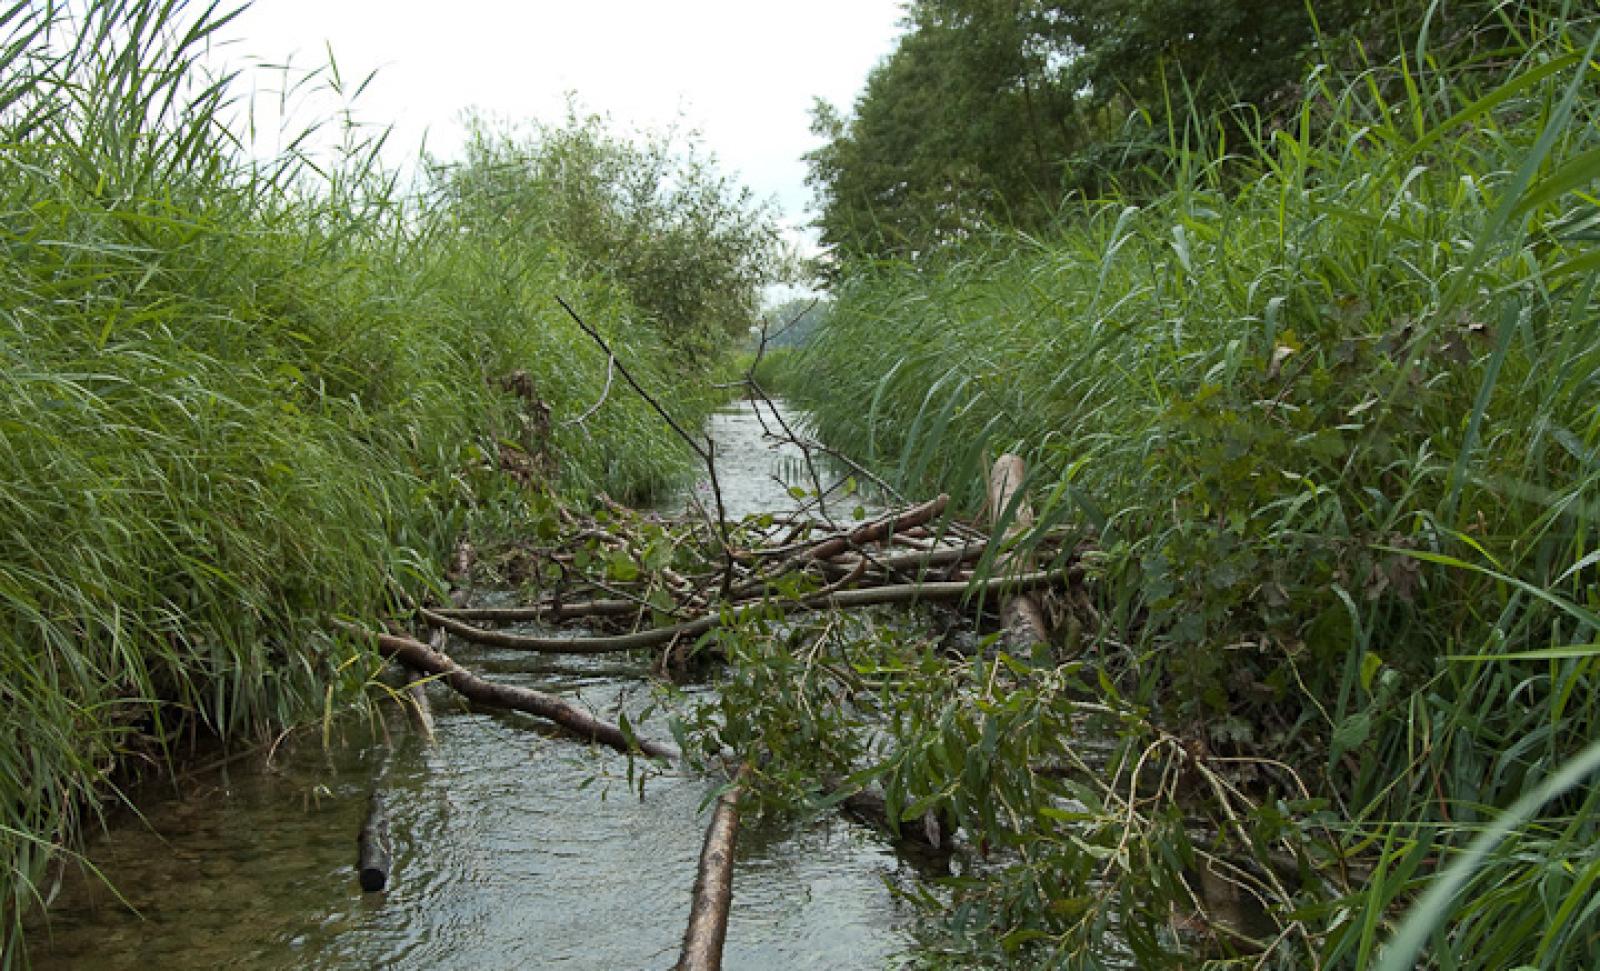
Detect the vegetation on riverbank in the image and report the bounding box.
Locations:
[0,0,777,953]
[766,1,1600,965]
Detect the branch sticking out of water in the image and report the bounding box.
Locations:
[417,567,1067,656]
[336,620,680,760]
[555,295,737,596]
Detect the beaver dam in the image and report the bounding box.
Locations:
[26,396,1084,969]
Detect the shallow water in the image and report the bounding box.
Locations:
[27,398,916,970]
[679,396,873,522]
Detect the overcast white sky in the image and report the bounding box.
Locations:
[218,1,908,256]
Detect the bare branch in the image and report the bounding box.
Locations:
[559,353,616,430]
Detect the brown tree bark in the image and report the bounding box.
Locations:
[676,766,750,971]
[338,622,679,760]
[800,493,948,562]
[987,454,1051,647]
[357,791,391,892]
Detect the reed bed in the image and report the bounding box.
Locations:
[778,3,1600,965]
[0,0,744,953]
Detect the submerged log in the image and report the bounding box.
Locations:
[834,784,951,853]
[337,622,679,760]
[358,791,391,892]
[402,678,435,741]
[676,767,749,971]
[987,454,1051,647]
[419,570,1068,656]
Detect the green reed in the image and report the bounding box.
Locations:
[0,0,750,957]
[775,2,1600,965]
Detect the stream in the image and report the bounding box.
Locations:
[26,398,919,969]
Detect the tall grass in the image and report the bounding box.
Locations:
[0,0,743,956]
[781,2,1600,965]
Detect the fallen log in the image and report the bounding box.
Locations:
[834,784,951,852]
[725,495,951,601]
[677,766,749,971]
[358,791,391,891]
[822,541,988,582]
[442,542,988,626]
[801,493,948,563]
[419,570,1069,656]
[430,597,641,624]
[987,455,1051,647]
[337,622,679,760]
[396,534,477,742]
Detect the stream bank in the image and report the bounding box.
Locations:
[26,399,920,970]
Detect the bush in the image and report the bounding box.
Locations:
[434,107,789,364]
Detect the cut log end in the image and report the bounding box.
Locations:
[357,791,391,892]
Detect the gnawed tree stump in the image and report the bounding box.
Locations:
[987,454,1051,648]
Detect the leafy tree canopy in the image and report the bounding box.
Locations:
[808,0,1440,264]
[436,107,788,362]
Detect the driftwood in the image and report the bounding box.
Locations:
[719,495,951,604]
[821,540,986,582]
[419,570,1068,656]
[394,534,476,742]
[429,496,1074,648]
[987,455,1051,647]
[676,766,749,971]
[338,622,679,760]
[433,538,989,625]
[358,791,391,891]
[800,493,947,563]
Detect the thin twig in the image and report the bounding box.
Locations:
[560,353,616,430]
[556,295,738,594]
[556,296,707,458]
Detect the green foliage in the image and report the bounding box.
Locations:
[806,0,1505,263]
[780,3,1600,965]
[807,1,1083,261]
[760,296,830,349]
[435,107,788,364]
[0,0,739,952]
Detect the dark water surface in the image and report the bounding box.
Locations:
[27,399,916,969]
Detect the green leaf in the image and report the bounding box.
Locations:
[606,550,639,582]
[1447,643,1600,662]
[1512,145,1600,217]
[1331,710,1371,761]
[1360,652,1384,693]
